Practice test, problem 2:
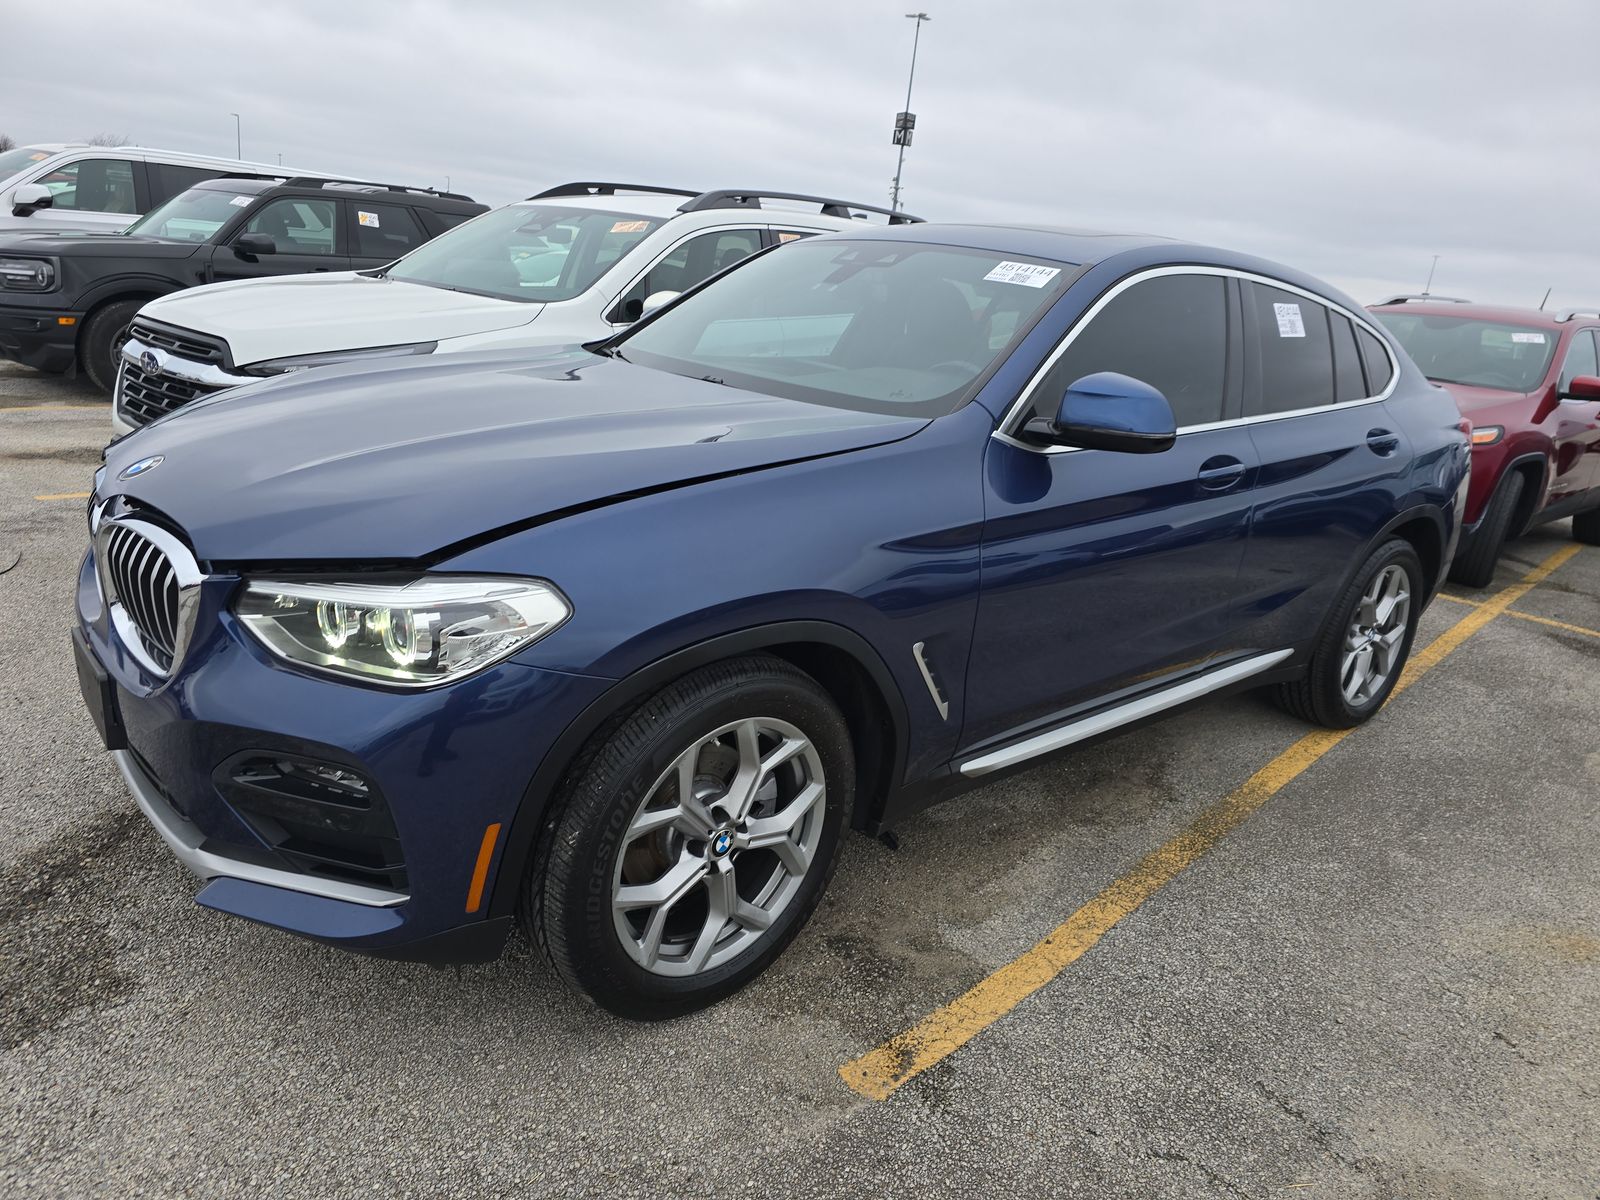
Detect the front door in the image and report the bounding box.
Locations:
[964,270,1256,752]
[211,196,353,281]
[1552,329,1600,500]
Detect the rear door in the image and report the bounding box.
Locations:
[1233,281,1410,652]
[211,195,353,280]
[963,269,1257,752]
[345,200,433,269]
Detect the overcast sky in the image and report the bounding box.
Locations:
[5,0,1598,308]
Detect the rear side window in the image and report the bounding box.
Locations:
[150,164,219,204]
[1358,327,1394,394]
[1249,283,1335,414]
[1031,273,1229,428]
[1559,330,1598,392]
[1330,313,1365,402]
[351,202,427,259]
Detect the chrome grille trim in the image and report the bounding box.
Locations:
[94,517,204,678]
[114,330,253,429]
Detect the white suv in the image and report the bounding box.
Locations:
[0,144,338,236]
[112,183,922,435]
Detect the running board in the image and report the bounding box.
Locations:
[957,649,1294,778]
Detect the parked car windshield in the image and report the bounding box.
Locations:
[0,145,57,184]
[1375,312,1558,392]
[384,203,664,302]
[123,187,265,242]
[616,239,1072,416]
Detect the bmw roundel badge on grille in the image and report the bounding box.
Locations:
[118,455,164,480]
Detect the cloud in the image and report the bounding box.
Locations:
[3,0,1597,307]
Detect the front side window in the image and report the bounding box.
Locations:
[245,198,338,255]
[619,239,1069,417]
[124,185,265,242]
[613,228,764,322]
[1250,283,1334,415]
[33,157,137,214]
[1028,273,1228,428]
[1558,329,1598,392]
[385,204,664,303]
[1375,312,1557,393]
[351,202,426,259]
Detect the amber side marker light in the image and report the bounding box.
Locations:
[57,316,76,325]
[465,823,503,913]
[1471,425,1504,445]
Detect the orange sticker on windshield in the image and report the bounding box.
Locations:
[29,152,49,161]
[610,220,650,233]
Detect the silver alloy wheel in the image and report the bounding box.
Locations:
[1340,563,1411,706]
[611,717,826,977]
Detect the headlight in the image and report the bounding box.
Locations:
[234,576,570,687]
[242,341,436,377]
[1470,425,1503,446]
[0,257,56,291]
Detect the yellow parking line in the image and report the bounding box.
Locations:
[33,491,92,501]
[1438,590,1600,641]
[839,543,1583,1101]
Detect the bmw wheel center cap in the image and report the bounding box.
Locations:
[710,830,734,858]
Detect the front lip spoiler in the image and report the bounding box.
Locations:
[114,748,408,908]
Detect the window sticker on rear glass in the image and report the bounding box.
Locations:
[1273,302,1306,337]
[984,261,1060,288]
[358,210,380,227]
[1511,332,1547,344]
[29,152,49,161]
[610,220,649,234]
[228,195,252,207]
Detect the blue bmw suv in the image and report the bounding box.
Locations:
[75,225,1469,1017]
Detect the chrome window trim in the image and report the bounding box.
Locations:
[992,264,1402,456]
[114,749,408,908]
[957,648,1293,777]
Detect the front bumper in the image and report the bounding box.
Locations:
[74,548,612,962]
[0,302,80,373]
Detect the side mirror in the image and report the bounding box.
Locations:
[1560,374,1600,401]
[640,290,680,319]
[1024,371,1177,453]
[11,183,53,216]
[233,232,277,259]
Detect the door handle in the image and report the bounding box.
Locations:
[1366,429,1401,456]
[1197,456,1247,491]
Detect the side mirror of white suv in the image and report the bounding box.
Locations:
[10,183,53,217]
[640,290,680,320]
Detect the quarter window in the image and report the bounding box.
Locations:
[351,202,426,259]
[614,229,765,323]
[34,157,137,214]
[1559,330,1598,392]
[1249,283,1335,415]
[1357,327,1394,394]
[1028,273,1229,428]
[244,198,338,255]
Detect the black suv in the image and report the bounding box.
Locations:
[0,175,486,391]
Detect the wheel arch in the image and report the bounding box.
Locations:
[484,620,911,921]
[75,285,175,359]
[1497,451,1550,538]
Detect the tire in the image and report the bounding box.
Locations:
[1273,538,1423,729]
[1449,471,1526,589]
[1572,505,1600,546]
[525,654,853,1019]
[80,300,144,394]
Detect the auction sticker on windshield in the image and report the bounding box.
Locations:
[984,261,1060,287]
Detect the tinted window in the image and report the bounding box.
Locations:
[613,229,765,322]
[1029,273,1228,428]
[620,239,1066,417]
[1374,313,1551,392]
[1358,327,1394,394]
[151,164,219,203]
[352,202,426,259]
[1559,330,1598,392]
[34,157,137,214]
[1330,312,1365,402]
[1250,283,1333,414]
[245,197,338,255]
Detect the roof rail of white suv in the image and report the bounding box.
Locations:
[528,182,925,224]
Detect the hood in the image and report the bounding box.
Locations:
[1433,380,1531,416]
[103,348,928,561]
[142,273,541,366]
[0,231,200,259]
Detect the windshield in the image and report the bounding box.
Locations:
[0,146,57,183]
[123,186,262,241]
[616,239,1072,416]
[385,203,663,302]
[1376,312,1558,392]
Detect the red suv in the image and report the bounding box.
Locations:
[1371,297,1600,586]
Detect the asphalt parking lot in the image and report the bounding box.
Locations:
[2,358,1596,1199]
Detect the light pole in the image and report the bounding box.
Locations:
[890,12,930,213]
[229,113,241,160]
